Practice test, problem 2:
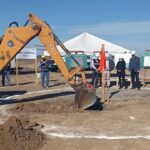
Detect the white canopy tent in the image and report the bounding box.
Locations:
[58,32,131,56]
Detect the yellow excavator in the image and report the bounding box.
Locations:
[0,14,98,109]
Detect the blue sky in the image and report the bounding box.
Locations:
[0,0,150,55]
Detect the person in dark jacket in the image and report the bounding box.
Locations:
[39,55,51,88]
[116,58,126,88]
[2,69,5,86]
[129,51,141,89]
[91,57,101,88]
[1,63,11,86]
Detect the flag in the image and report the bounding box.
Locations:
[99,45,106,72]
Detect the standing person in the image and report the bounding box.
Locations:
[5,63,11,86]
[91,56,100,88]
[105,53,110,87]
[39,55,51,88]
[1,69,5,86]
[116,58,126,88]
[129,51,141,89]
[1,63,11,86]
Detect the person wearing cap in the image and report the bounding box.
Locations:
[91,56,101,88]
[116,58,126,88]
[39,55,51,88]
[129,51,141,89]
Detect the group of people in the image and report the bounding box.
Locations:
[1,52,141,90]
[91,51,141,90]
[116,51,141,89]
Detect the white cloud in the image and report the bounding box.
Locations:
[53,21,150,36]
[52,21,150,55]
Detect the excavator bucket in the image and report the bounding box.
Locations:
[74,84,97,109]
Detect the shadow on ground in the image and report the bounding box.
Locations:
[0,90,27,98]
[86,96,103,111]
[0,91,74,106]
[109,90,120,99]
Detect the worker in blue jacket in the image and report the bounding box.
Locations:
[129,51,141,89]
[39,55,51,88]
[1,63,11,86]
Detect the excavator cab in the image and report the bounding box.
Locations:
[0,13,98,109]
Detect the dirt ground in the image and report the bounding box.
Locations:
[0,116,45,150]
[0,72,150,150]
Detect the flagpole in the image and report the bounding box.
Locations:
[100,44,106,103]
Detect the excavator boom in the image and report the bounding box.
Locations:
[0,14,97,109]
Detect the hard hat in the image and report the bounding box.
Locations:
[41,55,46,59]
[131,51,136,55]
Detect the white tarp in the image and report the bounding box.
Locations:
[58,32,131,55]
[16,48,37,59]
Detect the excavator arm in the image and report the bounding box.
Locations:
[0,14,97,109]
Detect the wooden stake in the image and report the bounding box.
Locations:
[35,59,38,84]
[100,44,106,103]
[16,59,19,85]
[142,68,145,87]
[101,68,105,103]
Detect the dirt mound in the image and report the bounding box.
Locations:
[0,116,46,150]
[11,100,82,114]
